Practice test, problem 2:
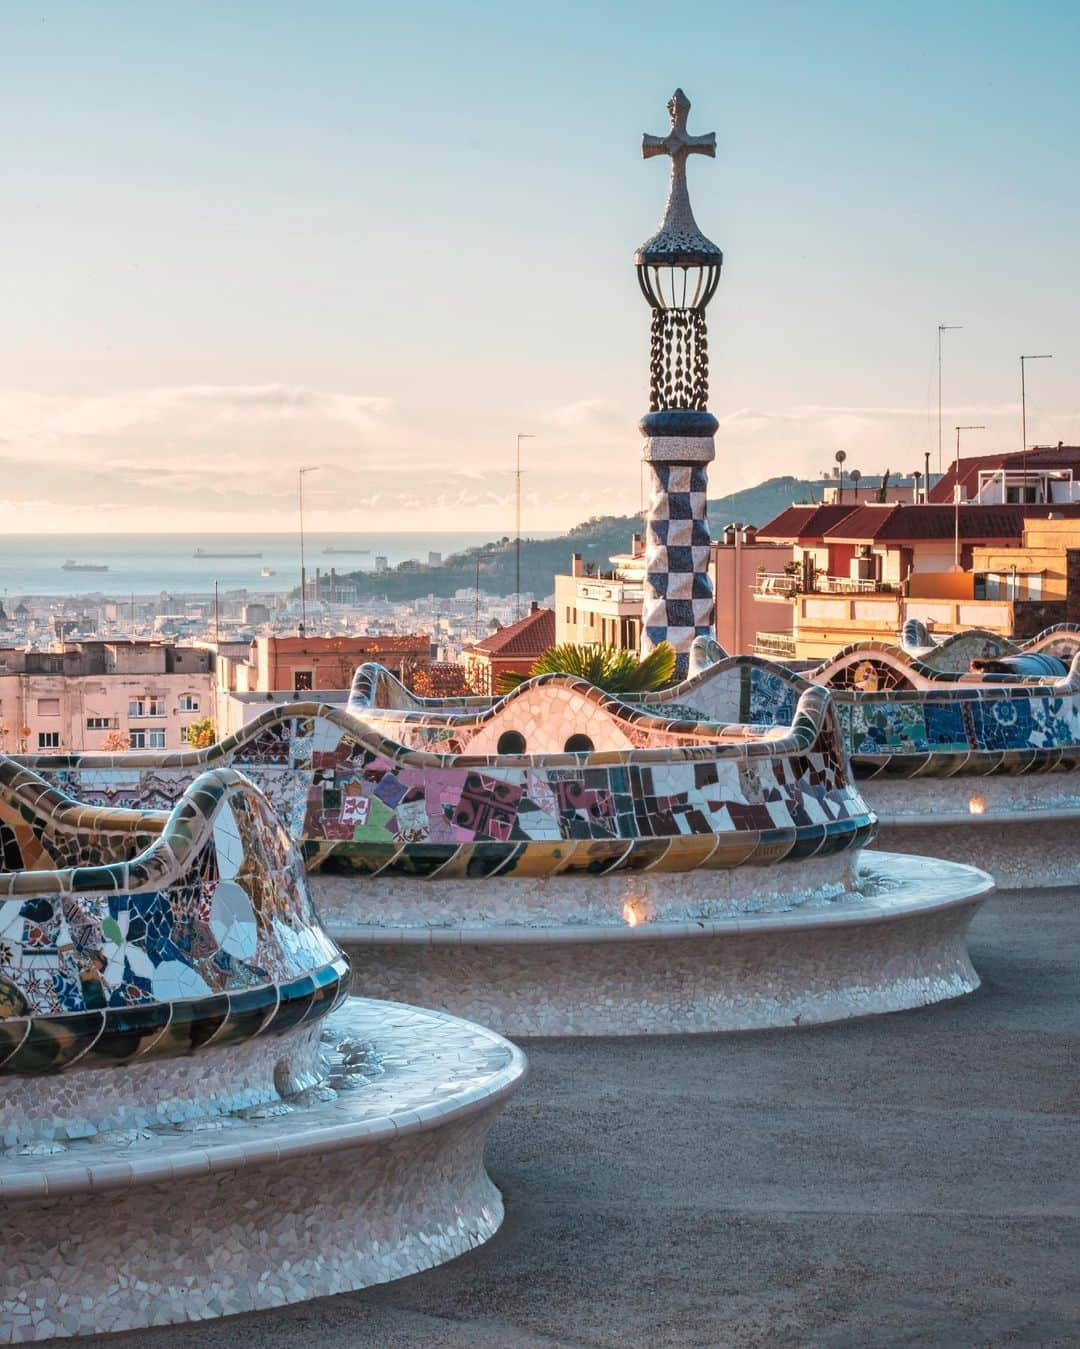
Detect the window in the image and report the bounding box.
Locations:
[37,731,60,750]
[294,671,314,692]
[1005,485,1040,504]
[178,694,200,712]
[564,734,594,753]
[86,717,116,731]
[129,696,166,717]
[496,730,527,754]
[130,728,166,750]
[37,698,60,717]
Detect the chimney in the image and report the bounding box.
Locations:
[572,552,583,577]
[632,533,644,556]
[530,600,540,614]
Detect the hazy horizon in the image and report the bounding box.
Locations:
[3,1,1078,535]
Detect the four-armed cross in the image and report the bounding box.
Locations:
[639,89,717,255]
[642,88,716,166]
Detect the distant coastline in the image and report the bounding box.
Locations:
[0,531,556,598]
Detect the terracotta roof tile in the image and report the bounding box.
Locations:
[823,502,1080,543]
[757,503,861,542]
[466,607,555,659]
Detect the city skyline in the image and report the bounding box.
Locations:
[3,0,1078,534]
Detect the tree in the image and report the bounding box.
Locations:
[407,664,476,698]
[184,717,217,750]
[497,642,677,696]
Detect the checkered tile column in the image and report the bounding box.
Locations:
[641,430,715,663]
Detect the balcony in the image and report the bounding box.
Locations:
[753,630,797,659]
[576,580,644,605]
[754,572,892,600]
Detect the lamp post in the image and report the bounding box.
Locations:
[1020,353,1052,501]
[953,425,985,567]
[937,324,962,476]
[514,433,535,621]
[298,465,320,636]
[635,89,723,665]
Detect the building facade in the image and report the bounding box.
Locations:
[214,634,431,697]
[554,531,792,657]
[754,500,1080,659]
[0,641,212,755]
[461,605,555,694]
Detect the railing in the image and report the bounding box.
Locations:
[753,573,889,599]
[817,575,887,595]
[753,573,799,599]
[577,582,644,603]
[754,631,797,658]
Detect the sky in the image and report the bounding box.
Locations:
[2,0,1078,535]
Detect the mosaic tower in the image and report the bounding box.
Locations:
[635,89,722,662]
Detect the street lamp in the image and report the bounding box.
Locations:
[937,324,962,476]
[1020,354,1053,501]
[298,465,320,636]
[953,425,985,567]
[515,433,535,621]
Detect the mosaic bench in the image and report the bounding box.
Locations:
[352,636,1080,890]
[22,682,877,879]
[0,759,524,1340]
[681,636,1080,888]
[17,679,1000,1035]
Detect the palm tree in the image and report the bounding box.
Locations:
[497,642,677,696]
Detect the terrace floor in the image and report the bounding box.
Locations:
[82,886,1079,1349]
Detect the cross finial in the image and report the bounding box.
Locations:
[636,89,721,267]
[642,88,716,165]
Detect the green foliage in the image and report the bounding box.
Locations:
[497,642,677,695]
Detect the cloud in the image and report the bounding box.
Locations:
[0,384,393,447]
[0,381,1076,534]
[544,398,628,435]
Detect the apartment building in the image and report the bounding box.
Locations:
[754,500,1080,659]
[554,530,792,656]
[0,640,212,755]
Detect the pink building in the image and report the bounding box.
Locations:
[0,641,212,755]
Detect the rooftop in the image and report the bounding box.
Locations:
[930,445,1080,503]
[823,501,1080,544]
[465,605,556,660]
[756,503,861,542]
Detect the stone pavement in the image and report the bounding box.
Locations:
[80,888,1079,1349]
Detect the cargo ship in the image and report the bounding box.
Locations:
[193,547,262,558]
[61,560,109,572]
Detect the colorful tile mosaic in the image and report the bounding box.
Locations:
[351,631,1080,782]
[0,760,347,1076]
[20,682,875,876]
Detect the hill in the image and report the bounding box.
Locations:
[318,475,820,602]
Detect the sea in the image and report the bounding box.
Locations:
[0,532,540,599]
